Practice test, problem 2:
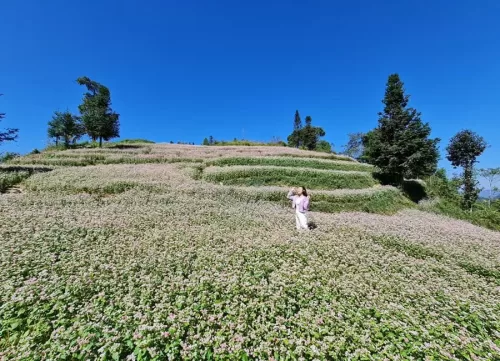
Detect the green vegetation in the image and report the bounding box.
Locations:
[76,76,120,147]
[217,187,412,214]
[287,113,327,151]
[0,170,30,193]
[205,156,373,172]
[47,111,85,147]
[419,170,500,231]
[278,152,354,162]
[446,130,487,210]
[0,166,53,192]
[8,154,203,167]
[26,179,138,195]
[2,144,500,360]
[361,74,439,184]
[203,166,377,190]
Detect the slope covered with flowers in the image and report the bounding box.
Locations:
[1,143,499,360]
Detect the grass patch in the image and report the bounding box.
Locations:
[205,157,373,172]
[203,166,377,190]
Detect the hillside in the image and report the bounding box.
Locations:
[1,143,499,360]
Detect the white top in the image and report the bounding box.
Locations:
[295,197,302,212]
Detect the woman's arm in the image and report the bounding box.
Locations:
[287,188,295,200]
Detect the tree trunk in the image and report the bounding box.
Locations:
[99,136,103,148]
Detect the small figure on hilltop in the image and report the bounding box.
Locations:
[287,186,310,231]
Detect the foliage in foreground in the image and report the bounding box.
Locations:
[1,168,500,359]
[1,150,500,360]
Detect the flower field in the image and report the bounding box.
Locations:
[1,144,499,360]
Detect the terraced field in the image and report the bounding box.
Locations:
[1,143,499,360]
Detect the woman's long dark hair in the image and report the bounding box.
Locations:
[301,186,308,197]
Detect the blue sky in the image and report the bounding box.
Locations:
[1,0,499,175]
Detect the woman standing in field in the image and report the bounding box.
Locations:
[287,186,310,230]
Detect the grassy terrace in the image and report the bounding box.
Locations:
[203,166,377,190]
[205,156,373,172]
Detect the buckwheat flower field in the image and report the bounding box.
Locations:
[1,144,499,360]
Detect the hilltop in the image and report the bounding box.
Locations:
[1,143,499,360]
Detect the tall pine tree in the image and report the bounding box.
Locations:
[367,74,439,184]
[287,110,302,148]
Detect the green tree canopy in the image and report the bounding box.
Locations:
[287,114,326,151]
[447,130,487,210]
[48,111,84,147]
[77,77,120,147]
[363,74,439,184]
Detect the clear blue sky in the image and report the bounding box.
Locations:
[1,0,499,174]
